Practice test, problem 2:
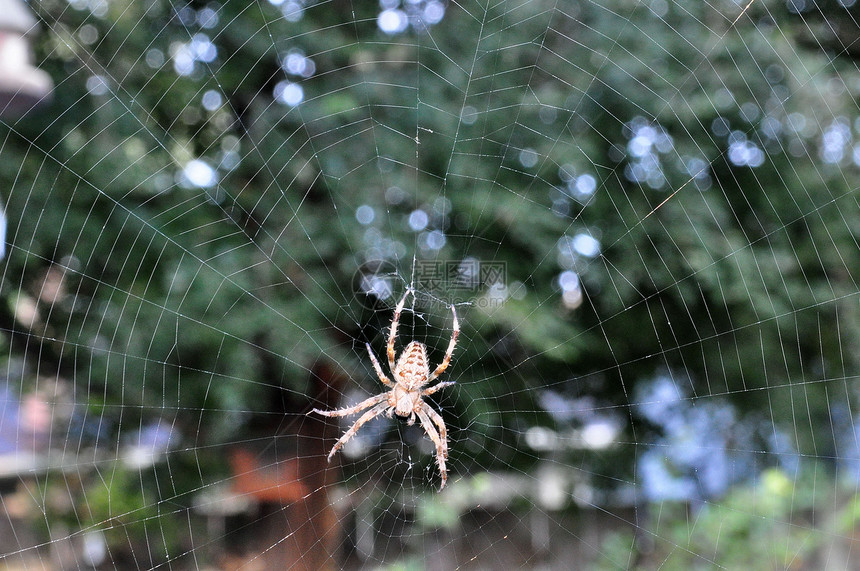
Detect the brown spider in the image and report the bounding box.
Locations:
[312,289,459,490]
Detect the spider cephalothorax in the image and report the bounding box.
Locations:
[312,289,459,490]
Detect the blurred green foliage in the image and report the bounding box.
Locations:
[0,0,859,559]
[595,466,860,569]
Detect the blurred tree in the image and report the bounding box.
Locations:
[0,0,858,562]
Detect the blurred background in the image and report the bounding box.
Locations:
[1,0,860,569]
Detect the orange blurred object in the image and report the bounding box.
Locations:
[229,447,310,503]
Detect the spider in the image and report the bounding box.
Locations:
[312,289,459,490]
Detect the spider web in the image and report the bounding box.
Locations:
[0,0,859,568]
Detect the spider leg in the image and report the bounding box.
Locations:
[421,381,454,397]
[422,405,450,490]
[324,400,391,461]
[366,343,394,387]
[388,289,412,373]
[416,405,448,490]
[312,392,387,418]
[427,303,459,383]
[421,404,449,461]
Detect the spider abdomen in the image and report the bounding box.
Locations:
[394,341,430,390]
